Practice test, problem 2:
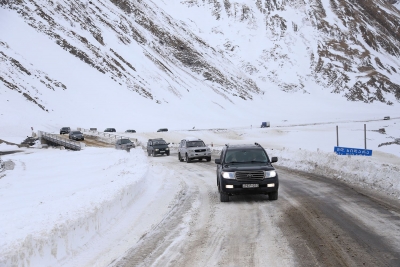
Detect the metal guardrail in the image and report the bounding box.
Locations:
[39,131,82,151]
[79,128,138,145]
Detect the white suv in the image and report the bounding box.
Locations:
[178,137,211,163]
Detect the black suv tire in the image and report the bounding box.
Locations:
[268,191,278,200]
[220,192,229,202]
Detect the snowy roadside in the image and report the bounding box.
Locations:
[271,148,400,199]
[0,147,152,266]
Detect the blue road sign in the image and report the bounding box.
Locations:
[334,146,372,156]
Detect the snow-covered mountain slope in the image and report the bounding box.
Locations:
[161,0,400,104]
[0,0,399,136]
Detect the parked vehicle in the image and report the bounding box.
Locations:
[384,116,390,120]
[215,143,278,202]
[125,129,136,133]
[68,131,84,141]
[104,128,116,132]
[260,122,270,128]
[115,138,135,151]
[147,138,170,156]
[60,127,71,134]
[178,137,211,163]
[157,128,168,132]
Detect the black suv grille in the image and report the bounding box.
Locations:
[195,149,206,152]
[235,171,265,180]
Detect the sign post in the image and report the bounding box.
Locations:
[364,124,367,149]
[336,125,339,146]
[334,124,372,156]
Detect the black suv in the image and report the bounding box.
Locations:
[147,138,170,156]
[60,127,70,134]
[215,143,279,202]
[104,128,116,132]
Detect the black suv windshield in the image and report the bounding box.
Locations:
[153,140,166,145]
[120,139,131,144]
[225,149,268,163]
[72,131,82,134]
[187,141,205,147]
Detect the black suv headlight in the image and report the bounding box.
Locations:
[264,170,277,178]
[221,171,235,179]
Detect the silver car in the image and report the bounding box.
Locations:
[115,138,135,151]
[178,137,211,163]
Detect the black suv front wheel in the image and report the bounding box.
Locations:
[268,191,278,200]
[220,192,229,202]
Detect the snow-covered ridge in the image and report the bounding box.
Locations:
[1,0,400,108]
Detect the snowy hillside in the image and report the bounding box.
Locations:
[0,0,400,138]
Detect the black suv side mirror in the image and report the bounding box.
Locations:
[271,157,278,163]
[215,159,221,164]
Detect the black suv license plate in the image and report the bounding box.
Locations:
[243,184,259,188]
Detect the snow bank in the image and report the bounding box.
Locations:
[0,147,149,267]
[0,142,19,151]
[272,148,400,199]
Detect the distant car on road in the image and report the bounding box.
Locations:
[260,122,270,128]
[147,138,170,156]
[384,116,390,120]
[69,131,84,141]
[115,138,135,151]
[178,137,211,163]
[60,127,71,134]
[157,128,168,132]
[104,128,116,132]
[125,129,136,133]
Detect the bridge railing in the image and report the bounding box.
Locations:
[39,131,83,151]
[79,128,138,145]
